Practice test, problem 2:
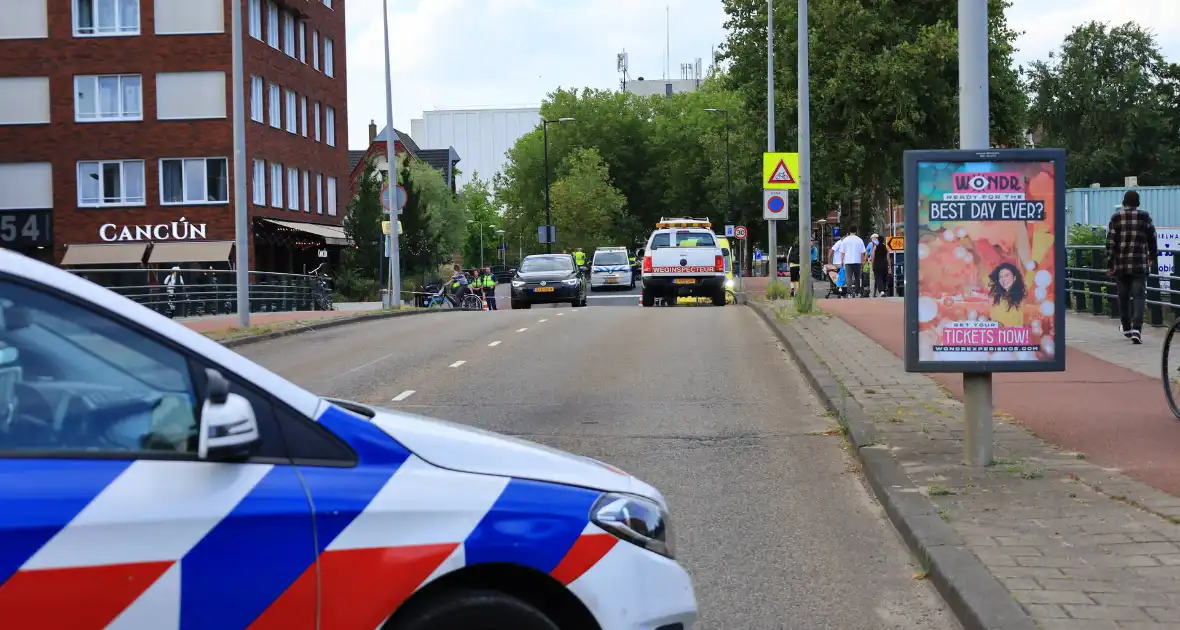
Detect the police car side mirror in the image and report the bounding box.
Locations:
[199,368,261,462]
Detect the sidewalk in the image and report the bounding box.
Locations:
[180,302,382,334]
[760,297,1180,629]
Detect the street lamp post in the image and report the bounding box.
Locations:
[542,117,576,253]
[496,229,506,264]
[467,220,496,269]
[381,0,401,309]
[230,0,249,327]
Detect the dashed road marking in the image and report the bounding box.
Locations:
[488,341,501,347]
[538,318,548,323]
[517,327,528,332]
[392,390,416,402]
[449,360,466,368]
[556,312,564,316]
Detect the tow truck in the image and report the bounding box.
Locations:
[640,218,727,307]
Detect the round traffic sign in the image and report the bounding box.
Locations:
[734,226,748,239]
[767,195,785,214]
[381,184,408,211]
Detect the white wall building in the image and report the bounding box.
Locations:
[623,77,702,97]
[410,107,541,189]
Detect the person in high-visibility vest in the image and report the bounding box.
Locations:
[573,248,586,267]
[481,266,498,310]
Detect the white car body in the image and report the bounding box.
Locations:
[590,247,634,290]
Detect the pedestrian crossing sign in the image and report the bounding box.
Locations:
[762,152,800,190]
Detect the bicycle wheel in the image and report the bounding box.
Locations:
[1163,321,1180,419]
[461,294,483,310]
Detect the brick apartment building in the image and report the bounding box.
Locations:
[0,0,349,277]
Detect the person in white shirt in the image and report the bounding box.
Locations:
[835,227,868,297]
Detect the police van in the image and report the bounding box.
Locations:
[589,246,635,290]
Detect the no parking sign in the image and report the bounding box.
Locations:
[763,190,788,221]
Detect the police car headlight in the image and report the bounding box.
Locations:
[511,280,525,288]
[563,278,579,286]
[591,493,675,559]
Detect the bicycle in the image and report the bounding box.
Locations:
[1163,320,1180,418]
[309,263,335,311]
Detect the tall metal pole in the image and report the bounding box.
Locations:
[959,0,993,466]
[479,226,484,269]
[230,0,249,327]
[797,0,812,300]
[766,0,776,278]
[382,0,401,308]
[543,122,552,254]
[724,111,733,224]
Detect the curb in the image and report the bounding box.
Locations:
[216,307,471,349]
[748,302,1036,630]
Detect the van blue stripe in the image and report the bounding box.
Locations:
[180,404,408,628]
[463,479,601,574]
[0,459,131,586]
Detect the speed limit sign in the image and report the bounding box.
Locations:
[734,225,747,240]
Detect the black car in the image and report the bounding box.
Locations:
[509,254,589,309]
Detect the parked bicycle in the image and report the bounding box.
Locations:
[309,263,335,311]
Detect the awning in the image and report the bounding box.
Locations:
[148,241,234,265]
[263,218,350,246]
[60,243,149,266]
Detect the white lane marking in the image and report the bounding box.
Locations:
[449,360,466,368]
[556,312,564,316]
[392,390,416,402]
[488,341,501,347]
[517,327,528,332]
[538,318,548,323]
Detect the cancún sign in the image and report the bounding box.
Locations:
[99,217,209,242]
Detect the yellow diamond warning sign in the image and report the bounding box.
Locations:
[762,152,800,190]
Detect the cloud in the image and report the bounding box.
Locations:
[343,0,1179,149]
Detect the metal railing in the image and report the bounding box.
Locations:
[65,268,329,317]
[1066,245,1180,327]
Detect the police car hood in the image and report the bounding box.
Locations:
[366,406,665,504]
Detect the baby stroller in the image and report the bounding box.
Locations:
[824,264,846,299]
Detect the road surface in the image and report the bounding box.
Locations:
[494,282,641,308]
[237,306,955,629]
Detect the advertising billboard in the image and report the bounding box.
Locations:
[903,149,1067,373]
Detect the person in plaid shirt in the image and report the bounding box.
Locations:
[1106,190,1157,344]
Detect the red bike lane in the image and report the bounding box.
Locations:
[820,299,1180,497]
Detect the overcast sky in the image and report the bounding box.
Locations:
[343,0,1180,149]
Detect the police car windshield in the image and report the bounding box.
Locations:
[594,252,627,265]
[520,257,574,273]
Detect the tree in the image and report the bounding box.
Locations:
[458,173,501,267]
[337,158,383,299]
[1027,21,1180,187]
[397,154,465,278]
[549,148,627,250]
[717,0,1027,233]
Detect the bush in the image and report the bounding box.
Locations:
[766,280,790,300]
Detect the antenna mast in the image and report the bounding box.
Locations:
[665,5,670,80]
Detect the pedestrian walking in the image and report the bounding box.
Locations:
[833,227,867,297]
[871,235,890,297]
[482,266,498,310]
[1106,190,1157,344]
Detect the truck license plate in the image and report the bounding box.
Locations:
[673,278,695,285]
[534,287,554,292]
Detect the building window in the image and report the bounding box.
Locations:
[312,30,319,70]
[269,162,282,207]
[324,0,332,9]
[300,96,308,136]
[77,160,145,207]
[325,106,336,146]
[297,22,306,63]
[284,89,296,133]
[326,177,337,216]
[282,11,294,57]
[313,102,320,141]
[252,159,266,205]
[286,168,298,211]
[160,158,228,205]
[74,0,140,36]
[268,83,280,128]
[302,170,309,212]
[323,37,334,77]
[250,75,263,122]
[316,174,322,214]
[266,0,279,48]
[74,74,141,122]
[248,0,261,39]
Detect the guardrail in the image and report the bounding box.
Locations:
[65,268,327,317]
[1065,245,1180,327]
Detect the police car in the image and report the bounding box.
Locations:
[0,250,697,629]
[589,247,635,291]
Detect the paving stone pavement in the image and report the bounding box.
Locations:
[1065,311,1165,379]
[786,307,1180,629]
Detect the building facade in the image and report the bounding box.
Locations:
[409,107,539,189]
[0,0,348,276]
